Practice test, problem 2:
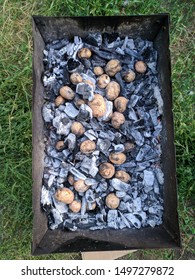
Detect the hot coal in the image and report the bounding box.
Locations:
[41,32,164,231]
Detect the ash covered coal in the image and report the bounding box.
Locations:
[41,32,164,231]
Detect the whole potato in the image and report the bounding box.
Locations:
[105,59,121,77]
[59,86,75,100]
[99,162,115,179]
[114,96,129,113]
[71,121,85,136]
[55,187,74,204]
[135,61,147,73]
[88,94,106,118]
[80,140,96,154]
[70,72,83,84]
[109,152,126,165]
[124,142,135,152]
[78,48,92,59]
[55,95,65,106]
[94,66,104,76]
[97,74,110,89]
[111,111,125,129]
[105,81,120,100]
[115,170,131,183]
[105,193,120,209]
[123,70,135,82]
[74,179,89,192]
[69,200,81,213]
[55,140,65,151]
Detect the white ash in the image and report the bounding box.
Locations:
[41,33,165,231]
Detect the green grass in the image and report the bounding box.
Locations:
[0,0,194,260]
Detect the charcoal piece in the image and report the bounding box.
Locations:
[76,82,94,101]
[115,72,125,91]
[154,86,163,114]
[64,133,76,151]
[67,58,83,73]
[96,181,108,193]
[103,32,119,46]
[133,197,142,212]
[124,213,141,229]
[118,201,127,211]
[98,130,115,141]
[91,55,107,67]
[42,103,54,122]
[69,167,87,180]
[125,48,142,60]
[116,191,126,198]
[64,103,79,119]
[120,161,136,169]
[81,197,87,216]
[128,106,138,121]
[135,161,150,171]
[50,38,69,50]
[153,122,162,137]
[85,178,98,186]
[84,129,97,141]
[154,168,164,185]
[85,32,102,47]
[80,156,98,178]
[80,58,91,69]
[89,225,107,230]
[96,213,105,225]
[43,74,56,88]
[143,170,155,187]
[133,118,145,129]
[49,208,63,230]
[85,189,96,203]
[77,104,93,121]
[52,197,69,214]
[107,209,118,229]
[113,144,125,153]
[41,186,52,206]
[48,174,55,188]
[130,95,140,107]
[149,108,158,126]
[62,66,70,85]
[131,129,144,146]
[97,138,111,155]
[110,178,130,192]
[62,149,71,158]
[119,211,131,228]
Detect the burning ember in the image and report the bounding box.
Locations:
[41,32,164,231]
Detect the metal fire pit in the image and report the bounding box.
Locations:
[32,15,181,255]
